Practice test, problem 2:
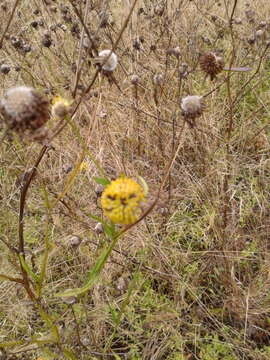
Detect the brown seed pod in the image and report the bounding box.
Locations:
[199,52,224,80]
[0,86,50,135]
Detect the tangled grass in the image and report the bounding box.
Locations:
[0,0,270,359]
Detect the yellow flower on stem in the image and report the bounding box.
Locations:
[101,177,145,225]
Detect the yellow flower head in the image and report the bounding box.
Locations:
[101,177,145,225]
[51,96,71,119]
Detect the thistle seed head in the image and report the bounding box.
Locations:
[255,29,264,39]
[180,95,205,123]
[130,74,140,85]
[199,52,224,80]
[0,64,11,74]
[0,86,50,134]
[96,50,118,72]
[94,222,104,234]
[153,73,164,86]
[167,46,181,58]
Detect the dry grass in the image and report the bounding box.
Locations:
[0,0,270,359]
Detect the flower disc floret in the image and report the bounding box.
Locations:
[101,177,145,225]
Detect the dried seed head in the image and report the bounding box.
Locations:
[167,46,181,58]
[130,74,140,85]
[153,73,164,86]
[67,235,82,247]
[255,29,264,39]
[179,62,189,78]
[154,5,165,16]
[95,184,104,197]
[201,36,211,45]
[82,35,91,49]
[80,337,90,346]
[58,24,67,31]
[98,10,114,28]
[94,222,104,234]
[41,36,52,47]
[22,44,31,53]
[199,52,224,80]
[1,2,7,11]
[30,20,39,28]
[62,293,77,305]
[245,9,256,23]
[233,17,242,25]
[96,50,118,72]
[63,163,73,173]
[247,35,256,45]
[133,38,141,50]
[258,21,267,28]
[0,64,10,74]
[50,6,57,13]
[11,36,23,50]
[82,33,100,50]
[180,95,205,123]
[0,86,50,134]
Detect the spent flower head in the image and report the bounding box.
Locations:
[181,95,205,125]
[52,96,71,119]
[199,52,224,80]
[101,177,145,225]
[0,86,49,136]
[96,50,118,72]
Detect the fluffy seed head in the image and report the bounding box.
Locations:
[101,177,145,225]
[199,52,224,80]
[181,95,205,122]
[97,50,118,72]
[0,86,50,134]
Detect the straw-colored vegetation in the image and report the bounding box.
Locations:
[0,0,270,359]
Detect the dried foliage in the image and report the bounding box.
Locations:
[0,0,270,359]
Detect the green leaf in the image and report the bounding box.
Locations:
[113,355,122,360]
[93,176,111,186]
[108,304,118,324]
[63,349,78,360]
[103,222,116,238]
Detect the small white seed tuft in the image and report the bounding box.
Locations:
[97,50,118,72]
